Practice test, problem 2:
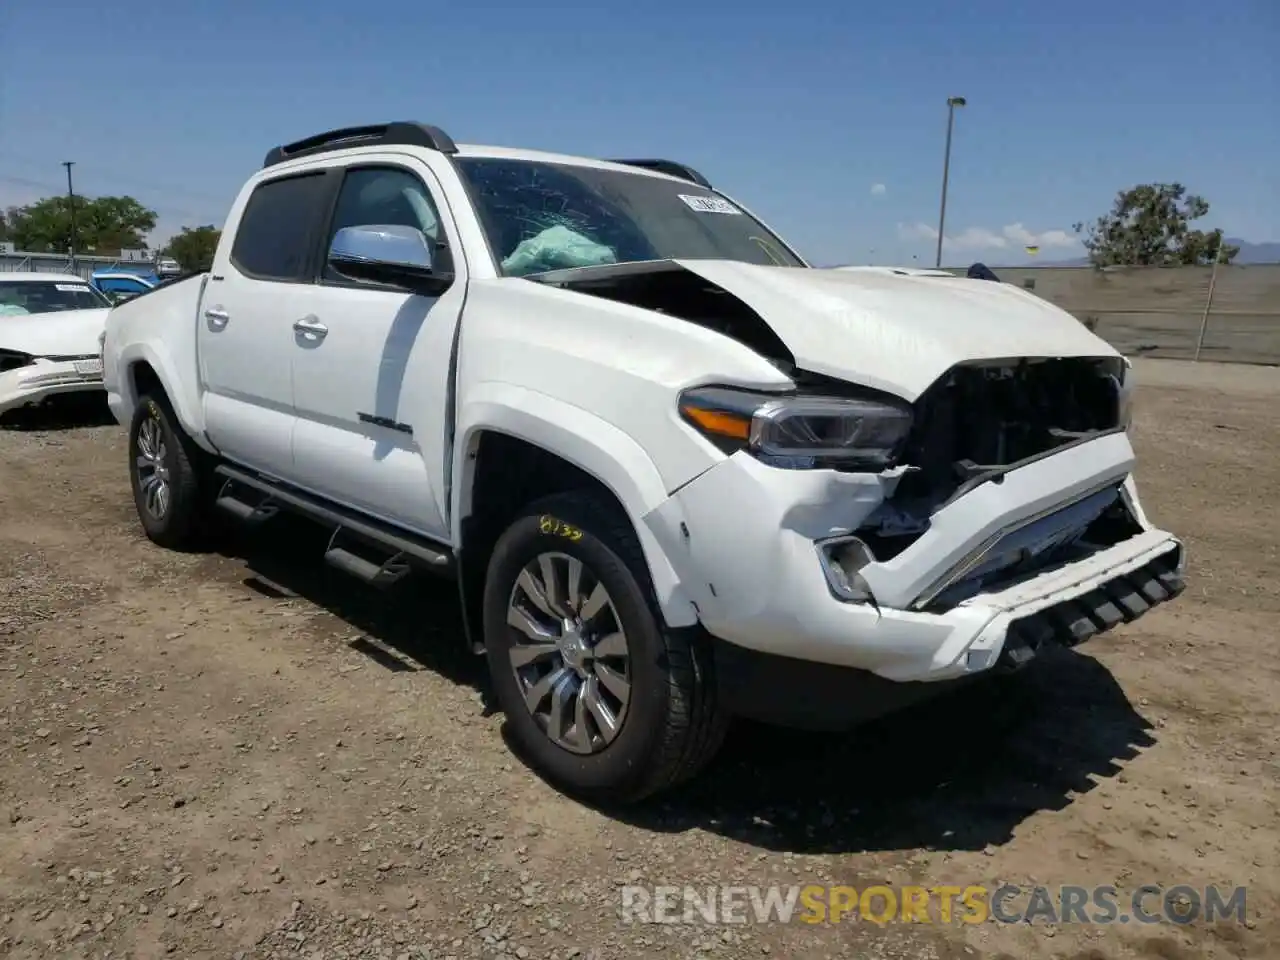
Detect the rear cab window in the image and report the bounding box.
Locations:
[230,172,332,282]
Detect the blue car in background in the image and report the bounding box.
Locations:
[91,270,160,303]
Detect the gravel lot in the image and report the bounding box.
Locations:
[1,360,1276,960]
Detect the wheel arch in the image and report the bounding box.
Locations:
[453,387,701,639]
[117,343,214,455]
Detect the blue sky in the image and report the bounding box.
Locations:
[1,0,1276,266]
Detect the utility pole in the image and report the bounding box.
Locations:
[935,96,966,269]
[1194,239,1228,362]
[62,161,78,272]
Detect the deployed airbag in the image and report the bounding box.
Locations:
[501,224,617,276]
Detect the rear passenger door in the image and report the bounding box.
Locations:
[199,170,332,478]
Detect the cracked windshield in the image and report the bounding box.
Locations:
[455,157,805,275]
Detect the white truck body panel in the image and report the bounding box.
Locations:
[101,133,1183,691]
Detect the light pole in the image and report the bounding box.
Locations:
[62,161,78,271]
[934,96,966,268]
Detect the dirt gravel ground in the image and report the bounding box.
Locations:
[1,360,1276,960]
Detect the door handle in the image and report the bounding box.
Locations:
[293,316,328,338]
[204,307,229,326]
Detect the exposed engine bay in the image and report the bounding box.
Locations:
[890,357,1126,504]
[824,356,1132,572]
[528,260,798,369]
[843,353,1141,611]
[857,356,1137,606]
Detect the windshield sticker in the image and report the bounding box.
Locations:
[55,284,90,292]
[678,194,743,215]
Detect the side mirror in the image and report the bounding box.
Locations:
[328,224,451,294]
[966,261,1001,282]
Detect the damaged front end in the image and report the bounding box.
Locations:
[671,355,1148,616]
[0,348,106,415]
[846,356,1140,610]
[534,257,1167,626]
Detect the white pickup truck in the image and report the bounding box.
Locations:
[102,121,1185,803]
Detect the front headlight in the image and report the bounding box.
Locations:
[1118,357,1134,430]
[1101,356,1133,431]
[678,386,913,470]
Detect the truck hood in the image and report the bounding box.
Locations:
[0,308,109,357]
[671,260,1119,400]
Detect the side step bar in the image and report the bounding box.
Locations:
[213,464,454,585]
[215,480,280,524]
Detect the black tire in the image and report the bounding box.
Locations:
[482,490,728,804]
[128,393,209,549]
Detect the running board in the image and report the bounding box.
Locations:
[215,478,281,524]
[323,546,412,586]
[322,526,413,587]
[213,464,455,580]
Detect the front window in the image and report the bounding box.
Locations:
[454,157,806,277]
[0,279,111,316]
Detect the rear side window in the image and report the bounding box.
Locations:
[230,172,330,281]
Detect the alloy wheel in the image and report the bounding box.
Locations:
[506,552,631,755]
[135,415,171,520]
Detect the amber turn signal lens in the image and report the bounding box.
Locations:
[679,403,751,441]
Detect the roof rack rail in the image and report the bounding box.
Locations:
[263,122,458,168]
[608,158,711,189]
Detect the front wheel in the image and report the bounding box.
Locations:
[128,394,208,549]
[482,491,727,804]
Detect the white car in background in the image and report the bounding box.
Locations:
[0,272,112,417]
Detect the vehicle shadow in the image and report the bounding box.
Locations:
[0,394,117,431]
[608,645,1156,855]
[203,511,489,700]
[201,512,1154,856]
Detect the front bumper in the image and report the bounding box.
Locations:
[644,432,1185,685]
[0,358,105,415]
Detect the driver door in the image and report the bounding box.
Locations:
[287,159,465,542]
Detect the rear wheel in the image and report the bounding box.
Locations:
[482,491,727,804]
[128,394,209,549]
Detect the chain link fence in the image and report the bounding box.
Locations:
[963,264,1280,365]
[0,250,160,281]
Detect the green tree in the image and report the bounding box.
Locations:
[1074,183,1238,267]
[4,195,157,256]
[165,225,221,272]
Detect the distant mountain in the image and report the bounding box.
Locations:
[1229,239,1280,264]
